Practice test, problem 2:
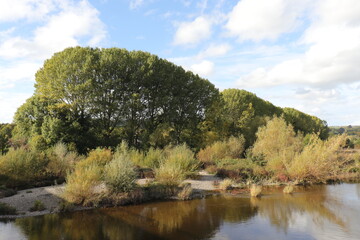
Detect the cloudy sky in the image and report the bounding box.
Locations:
[0,0,359,126]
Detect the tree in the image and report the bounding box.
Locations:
[0,123,15,155]
[17,47,219,152]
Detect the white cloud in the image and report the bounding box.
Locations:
[197,43,231,58]
[0,0,106,123]
[0,62,41,89]
[226,0,308,41]
[237,0,360,88]
[0,0,106,60]
[0,0,56,22]
[173,16,212,46]
[0,92,32,123]
[129,0,144,10]
[190,60,214,77]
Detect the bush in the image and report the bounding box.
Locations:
[46,142,82,178]
[0,147,49,186]
[114,141,146,167]
[177,183,193,200]
[63,164,103,205]
[0,202,17,215]
[29,200,46,212]
[198,136,245,164]
[283,185,294,194]
[104,153,137,193]
[162,144,198,173]
[155,163,185,185]
[77,148,112,169]
[155,144,198,185]
[219,178,234,190]
[215,158,267,181]
[250,184,262,197]
[143,147,163,168]
[287,134,348,182]
[252,116,303,173]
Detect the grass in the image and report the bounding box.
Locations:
[29,200,46,212]
[219,178,234,190]
[283,185,294,194]
[250,184,262,197]
[0,202,17,215]
[177,183,193,200]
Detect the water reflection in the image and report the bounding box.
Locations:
[1,183,359,240]
[250,186,345,233]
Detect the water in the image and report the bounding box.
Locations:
[1,183,359,240]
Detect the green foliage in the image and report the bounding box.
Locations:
[77,148,112,169]
[104,153,137,193]
[162,144,198,174]
[252,116,303,173]
[218,89,328,148]
[64,163,103,205]
[0,202,17,215]
[0,148,49,186]
[155,144,198,185]
[29,200,46,212]
[143,147,163,168]
[220,89,283,147]
[197,136,245,163]
[283,108,329,139]
[0,123,15,155]
[46,142,82,178]
[287,134,348,182]
[219,178,234,190]
[13,47,219,153]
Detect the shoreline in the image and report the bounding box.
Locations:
[1,172,359,220]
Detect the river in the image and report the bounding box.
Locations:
[0,183,359,240]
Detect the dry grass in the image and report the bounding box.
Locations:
[219,178,234,190]
[283,185,294,194]
[287,134,348,183]
[177,183,193,200]
[250,184,262,197]
[63,164,103,205]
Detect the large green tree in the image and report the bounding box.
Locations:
[15,47,219,152]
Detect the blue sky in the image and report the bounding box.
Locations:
[1,0,360,126]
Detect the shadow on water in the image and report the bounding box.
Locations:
[2,183,360,240]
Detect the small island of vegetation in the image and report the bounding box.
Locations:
[0,47,359,216]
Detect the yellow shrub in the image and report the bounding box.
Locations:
[63,164,103,205]
[288,134,347,182]
[198,136,245,163]
[77,148,112,169]
[252,116,303,173]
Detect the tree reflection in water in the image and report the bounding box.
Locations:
[12,184,360,240]
[249,185,346,233]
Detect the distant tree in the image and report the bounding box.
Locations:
[0,123,15,155]
[338,127,346,134]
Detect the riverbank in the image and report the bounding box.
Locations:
[0,171,222,219]
[1,170,359,219]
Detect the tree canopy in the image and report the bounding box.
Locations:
[14,47,219,152]
[11,47,329,153]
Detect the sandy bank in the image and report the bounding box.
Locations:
[0,171,221,219]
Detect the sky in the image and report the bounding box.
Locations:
[0,0,360,126]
